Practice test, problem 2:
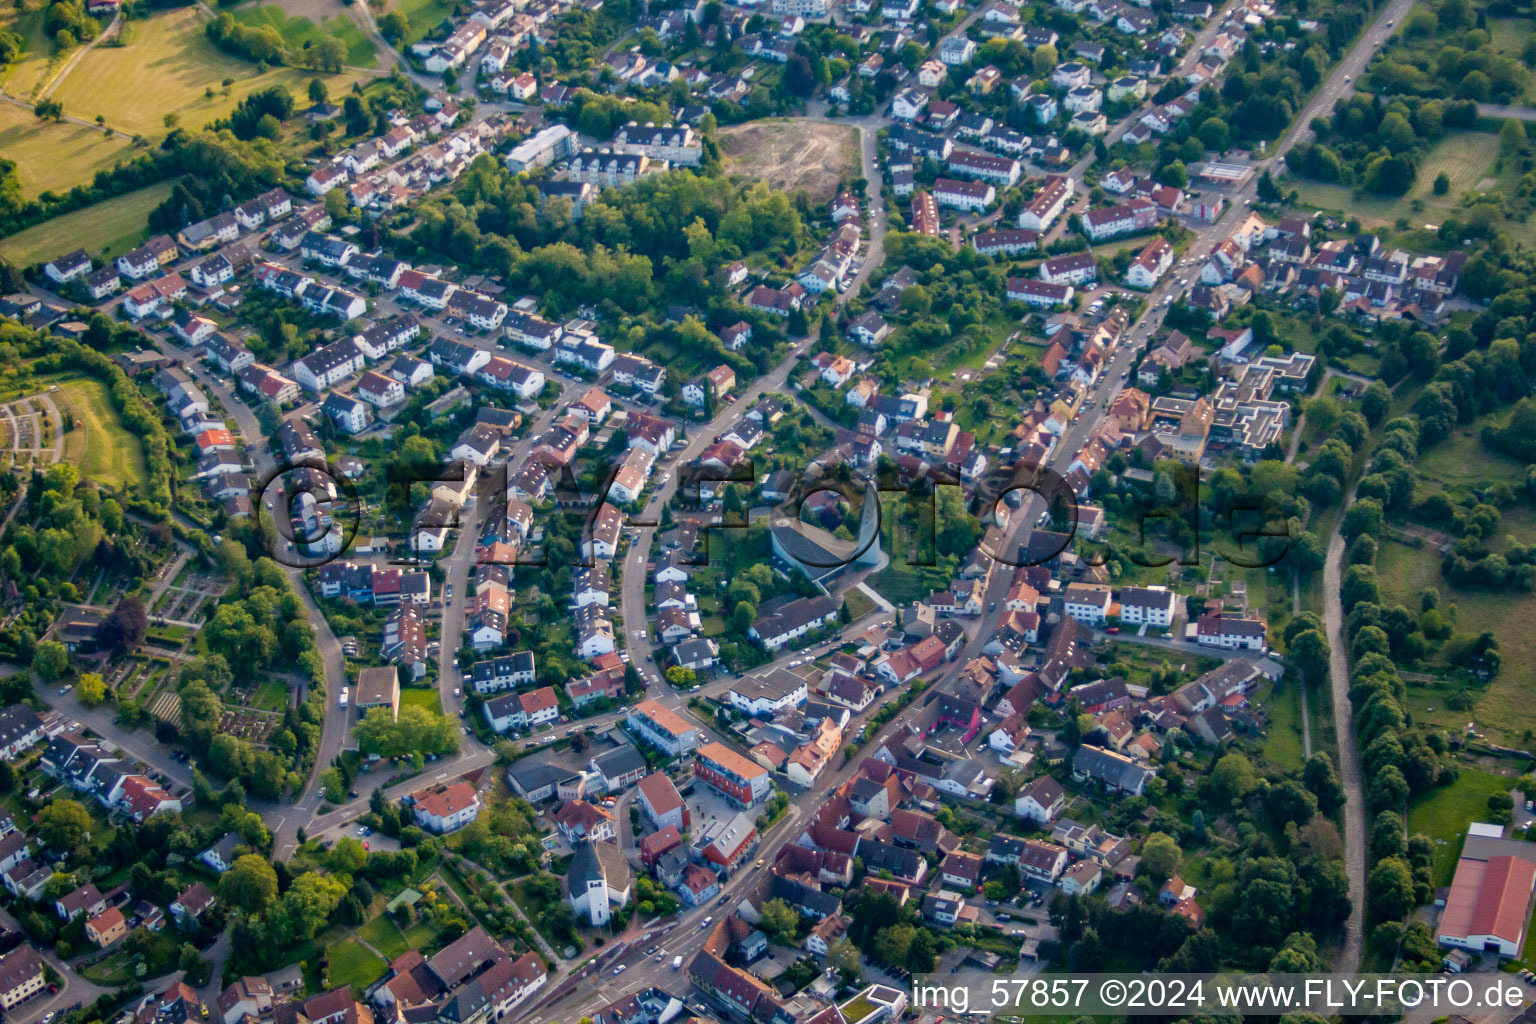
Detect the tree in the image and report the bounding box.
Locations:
[1360,381,1391,424]
[1269,932,1327,972]
[76,672,106,706]
[37,798,92,850]
[1501,117,1527,154]
[307,78,329,104]
[1032,44,1057,77]
[1369,764,1409,809]
[221,853,279,914]
[100,596,147,653]
[1212,751,1258,804]
[353,704,459,757]
[1141,832,1181,882]
[1289,629,1330,684]
[1368,857,1416,920]
[32,640,68,680]
[758,898,800,943]
[275,872,347,941]
[1197,117,1229,151]
[1304,753,1345,816]
[826,937,862,981]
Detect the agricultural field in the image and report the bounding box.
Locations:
[228,4,378,67]
[719,120,859,203]
[55,375,148,491]
[0,103,138,199]
[48,7,369,138]
[0,180,173,265]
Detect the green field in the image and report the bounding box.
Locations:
[1377,537,1536,748]
[48,6,369,138]
[250,679,290,711]
[1408,768,1514,886]
[0,104,139,199]
[1488,18,1536,99]
[399,688,441,715]
[357,915,410,961]
[228,5,377,67]
[56,376,148,491]
[0,180,174,265]
[325,938,387,994]
[1414,423,1530,489]
[0,8,62,100]
[1260,679,1306,771]
[1285,133,1507,233]
[385,0,456,44]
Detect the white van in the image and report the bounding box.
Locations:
[672,956,683,971]
[339,687,349,709]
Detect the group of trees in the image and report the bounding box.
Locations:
[1287,93,1479,195]
[397,154,803,377]
[1334,415,1474,958]
[845,887,941,973]
[205,11,346,71]
[162,539,326,799]
[1368,0,1530,104]
[354,703,461,758]
[42,0,100,50]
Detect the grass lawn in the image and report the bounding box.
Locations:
[402,919,436,949]
[1408,767,1514,887]
[325,938,387,994]
[385,0,456,44]
[56,376,148,491]
[1377,538,1536,748]
[1285,133,1501,228]
[0,181,174,265]
[357,915,410,961]
[250,679,290,712]
[1260,679,1305,771]
[228,5,378,67]
[842,585,875,621]
[1414,423,1529,489]
[402,914,439,951]
[49,7,369,138]
[0,104,139,199]
[399,688,441,715]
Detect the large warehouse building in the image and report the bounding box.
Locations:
[1437,823,1536,958]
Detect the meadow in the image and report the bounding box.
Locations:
[1285,132,1505,231]
[1377,536,1536,749]
[0,7,59,100]
[228,4,378,67]
[1408,767,1515,886]
[0,103,139,199]
[56,375,148,492]
[48,7,369,138]
[0,180,174,264]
